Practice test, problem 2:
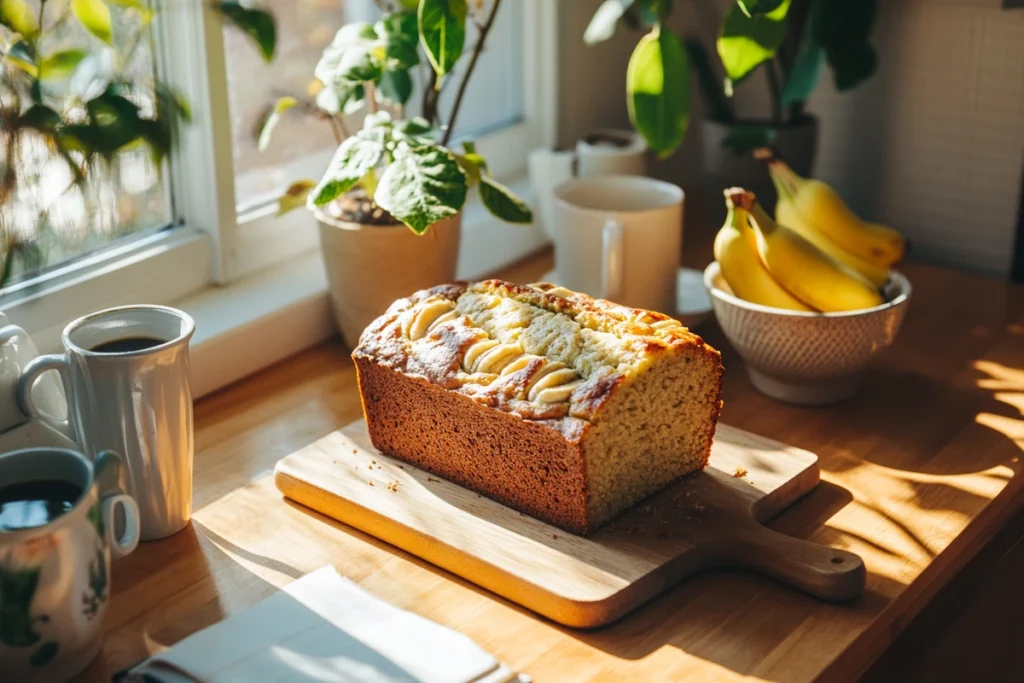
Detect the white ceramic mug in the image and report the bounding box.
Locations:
[529,129,649,240]
[0,447,140,683]
[552,175,684,313]
[17,306,195,541]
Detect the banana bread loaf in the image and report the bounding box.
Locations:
[352,280,724,535]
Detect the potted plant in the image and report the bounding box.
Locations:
[585,0,879,182]
[259,0,532,349]
[0,0,276,288]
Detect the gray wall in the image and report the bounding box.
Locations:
[557,0,1024,276]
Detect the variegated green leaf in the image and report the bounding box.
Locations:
[374,144,467,234]
[309,133,386,207]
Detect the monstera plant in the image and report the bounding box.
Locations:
[0,1,276,288]
[586,0,879,159]
[261,0,531,233]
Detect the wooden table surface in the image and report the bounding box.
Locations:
[78,244,1024,682]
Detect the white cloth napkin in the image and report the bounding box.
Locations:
[129,566,524,683]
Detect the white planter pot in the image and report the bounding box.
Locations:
[316,211,461,349]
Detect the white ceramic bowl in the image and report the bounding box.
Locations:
[703,261,911,406]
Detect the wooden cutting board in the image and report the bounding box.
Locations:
[274,420,865,628]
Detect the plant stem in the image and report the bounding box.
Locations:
[365,82,379,114]
[326,115,344,144]
[421,66,438,123]
[441,0,503,146]
[766,58,783,125]
[336,114,351,139]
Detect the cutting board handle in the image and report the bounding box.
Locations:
[723,523,866,602]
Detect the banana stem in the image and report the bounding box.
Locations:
[748,202,777,236]
[724,187,755,211]
[768,160,801,199]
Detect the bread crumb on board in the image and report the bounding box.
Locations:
[387,481,399,492]
[733,467,748,478]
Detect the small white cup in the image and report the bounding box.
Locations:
[552,175,684,313]
[575,129,647,178]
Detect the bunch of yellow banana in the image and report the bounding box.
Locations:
[715,188,884,313]
[765,154,905,286]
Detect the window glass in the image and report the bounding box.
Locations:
[1,0,169,286]
[225,0,524,209]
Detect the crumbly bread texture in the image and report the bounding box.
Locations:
[353,280,724,535]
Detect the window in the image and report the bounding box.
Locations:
[1,1,169,287]
[3,0,557,385]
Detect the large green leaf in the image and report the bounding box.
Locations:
[71,0,113,44]
[480,176,532,224]
[374,144,467,234]
[258,96,296,152]
[216,2,277,62]
[378,68,413,105]
[0,0,38,36]
[802,0,877,93]
[584,0,635,45]
[780,42,823,108]
[717,0,791,84]
[309,133,386,207]
[40,49,88,81]
[418,0,466,80]
[627,26,690,159]
[377,11,420,69]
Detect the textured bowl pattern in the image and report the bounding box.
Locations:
[704,262,911,405]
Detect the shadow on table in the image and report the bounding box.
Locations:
[80,524,286,682]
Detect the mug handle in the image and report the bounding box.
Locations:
[102,494,141,559]
[601,219,624,301]
[16,353,75,441]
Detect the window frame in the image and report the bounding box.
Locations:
[2,0,559,364]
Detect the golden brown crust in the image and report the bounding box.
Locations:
[355,356,592,533]
[353,280,724,534]
[353,279,720,426]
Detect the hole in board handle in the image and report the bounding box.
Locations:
[831,557,844,564]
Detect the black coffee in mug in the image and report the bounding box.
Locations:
[0,479,82,531]
[90,336,165,353]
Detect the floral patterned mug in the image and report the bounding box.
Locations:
[0,448,140,682]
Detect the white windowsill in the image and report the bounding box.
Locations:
[183,174,548,398]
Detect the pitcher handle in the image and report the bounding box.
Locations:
[17,354,75,441]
